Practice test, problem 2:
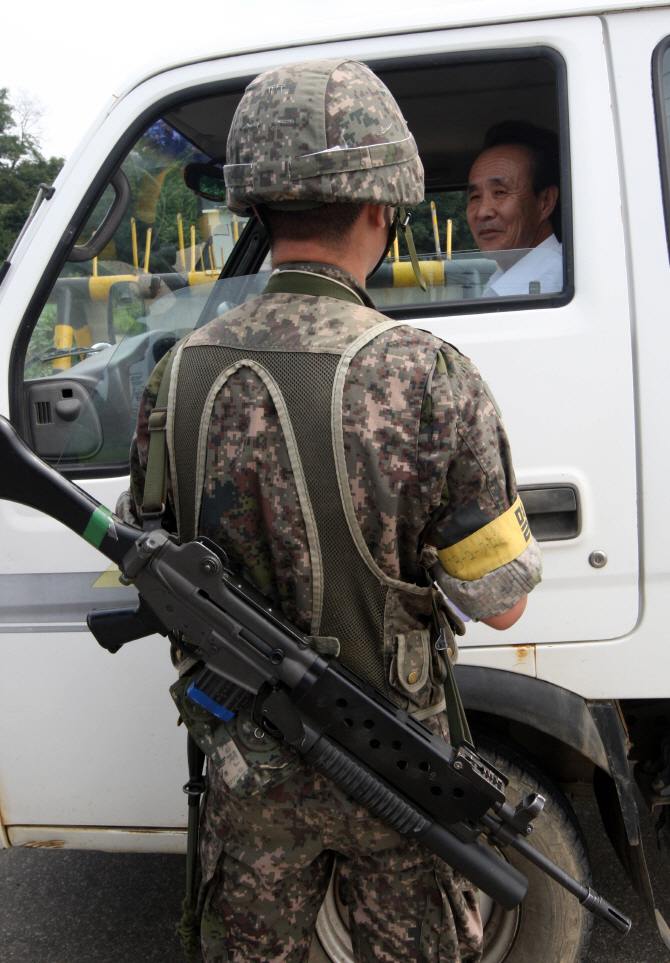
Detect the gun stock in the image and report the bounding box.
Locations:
[0,415,139,564]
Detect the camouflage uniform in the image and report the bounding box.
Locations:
[129,265,541,963]
[126,59,542,963]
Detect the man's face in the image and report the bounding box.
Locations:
[466,145,557,252]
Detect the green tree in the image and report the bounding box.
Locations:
[0,88,64,260]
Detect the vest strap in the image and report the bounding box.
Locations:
[411,696,446,723]
[141,346,180,530]
[263,269,364,305]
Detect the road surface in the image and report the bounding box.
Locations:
[1,793,669,962]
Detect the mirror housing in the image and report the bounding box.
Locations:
[183,163,226,202]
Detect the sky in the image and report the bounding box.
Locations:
[6,0,644,161]
[3,1,270,160]
[3,0,439,162]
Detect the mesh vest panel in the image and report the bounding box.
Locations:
[173,344,390,694]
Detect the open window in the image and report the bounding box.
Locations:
[18,99,254,475]
[13,47,571,477]
[369,51,570,314]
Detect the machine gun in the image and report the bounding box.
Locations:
[0,414,631,933]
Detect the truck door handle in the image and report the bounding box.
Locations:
[518,485,580,541]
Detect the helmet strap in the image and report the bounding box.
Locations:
[367,213,399,282]
[398,208,427,292]
[365,209,427,292]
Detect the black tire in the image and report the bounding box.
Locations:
[475,731,594,963]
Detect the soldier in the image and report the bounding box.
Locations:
[125,59,543,963]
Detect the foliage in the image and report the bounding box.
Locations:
[113,299,145,337]
[110,119,206,273]
[23,304,57,379]
[0,88,64,261]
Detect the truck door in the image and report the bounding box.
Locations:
[369,17,637,665]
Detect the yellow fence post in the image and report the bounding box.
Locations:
[430,201,442,257]
[177,213,185,272]
[144,227,152,274]
[52,325,74,372]
[446,219,452,260]
[131,217,138,269]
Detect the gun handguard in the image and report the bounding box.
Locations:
[0,415,631,933]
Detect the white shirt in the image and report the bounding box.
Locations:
[483,234,563,297]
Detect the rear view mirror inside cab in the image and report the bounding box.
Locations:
[183,163,226,202]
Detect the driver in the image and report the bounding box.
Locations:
[467,121,562,297]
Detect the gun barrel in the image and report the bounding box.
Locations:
[483,815,632,933]
[306,733,528,910]
[0,415,139,565]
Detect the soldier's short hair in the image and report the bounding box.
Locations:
[259,202,366,248]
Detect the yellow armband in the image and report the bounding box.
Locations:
[437,497,531,582]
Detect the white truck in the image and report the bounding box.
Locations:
[2,2,670,960]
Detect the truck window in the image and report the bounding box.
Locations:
[15,49,571,476]
[653,37,670,255]
[22,116,251,473]
[369,53,569,311]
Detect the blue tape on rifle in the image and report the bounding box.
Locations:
[187,682,236,722]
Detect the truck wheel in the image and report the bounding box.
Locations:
[474,732,594,963]
[314,733,593,963]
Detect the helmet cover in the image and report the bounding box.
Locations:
[224,59,424,215]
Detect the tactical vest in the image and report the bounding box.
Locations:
[163,273,457,723]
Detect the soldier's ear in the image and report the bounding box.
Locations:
[366,204,389,230]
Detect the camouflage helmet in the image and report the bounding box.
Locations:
[224,59,424,215]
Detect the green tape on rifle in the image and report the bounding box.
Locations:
[83,505,113,548]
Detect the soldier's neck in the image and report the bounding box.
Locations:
[266,203,393,286]
[272,241,368,287]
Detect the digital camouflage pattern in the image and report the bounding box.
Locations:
[124,260,542,963]
[169,666,303,800]
[224,60,424,215]
[434,538,543,621]
[198,760,483,963]
[127,261,539,646]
